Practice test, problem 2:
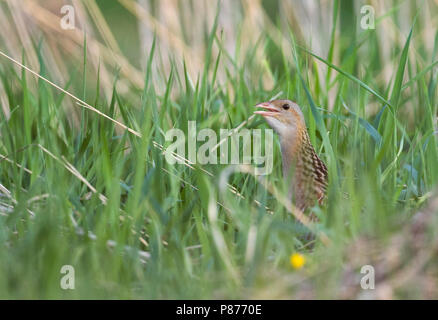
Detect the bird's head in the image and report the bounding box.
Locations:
[254,99,305,138]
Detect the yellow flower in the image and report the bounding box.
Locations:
[290,253,305,269]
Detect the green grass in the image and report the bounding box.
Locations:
[0,1,438,299]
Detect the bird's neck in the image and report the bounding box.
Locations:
[279,127,308,180]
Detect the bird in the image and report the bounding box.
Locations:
[254,99,328,213]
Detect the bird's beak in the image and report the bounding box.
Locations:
[254,102,279,117]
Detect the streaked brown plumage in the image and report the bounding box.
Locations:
[254,99,328,212]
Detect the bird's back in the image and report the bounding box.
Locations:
[293,132,328,212]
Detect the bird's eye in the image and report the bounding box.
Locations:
[282,104,290,110]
